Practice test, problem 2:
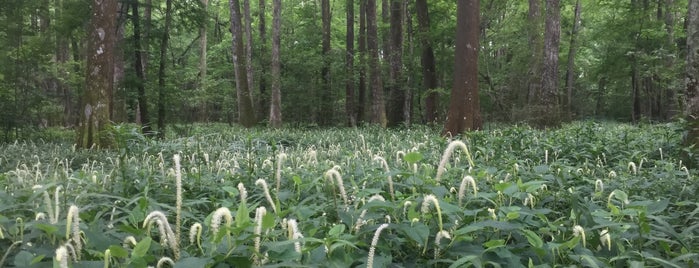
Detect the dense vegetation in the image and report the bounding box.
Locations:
[1,121,697,267]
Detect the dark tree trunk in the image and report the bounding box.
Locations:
[157,0,173,137]
[527,0,543,105]
[367,0,387,127]
[683,0,699,146]
[564,0,580,118]
[538,0,561,126]
[230,0,257,127]
[416,0,439,124]
[387,0,405,127]
[346,0,357,127]
[132,0,151,133]
[443,0,481,136]
[319,0,332,125]
[244,0,256,121]
[77,0,117,148]
[258,0,268,120]
[269,0,282,128]
[358,0,367,123]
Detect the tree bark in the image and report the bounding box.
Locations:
[199,0,209,121]
[564,0,581,117]
[387,0,404,127]
[269,0,282,128]
[132,0,151,133]
[157,0,173,137]
[319,0,333,126]
[230,0,257,127]
[77,0,117,148]
[443,0,481,136]
[527,0,543,105]
[539,0,561,126]
[367,0,387,127]
[112,2,127,122]
[358,0,367,123]
[684,0,699,146]
[346,0,357,127]
[416,0,439,124]
[243,0,255,120]
[258,0,269,120]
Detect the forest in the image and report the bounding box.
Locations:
[1,0,699,267]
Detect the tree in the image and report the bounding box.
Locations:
[77,0,117,148]
[367,0,387,127]
[538,0,561,126]
[358,0,368,123]
[157,0,173,137]
[443,0,481,136]
[243,0,255,120]
[132,0,151,133]
[230,0,256,127]
[198,0,208,121]
[269,0,282,128]
[527,0,543,105]
[345,0,356,127]
[416,0,439,124]
[319,0,332,126]
[386,0,405,127]
[685,0,699,147]
[564,0,581,117]
[257,0,268,120]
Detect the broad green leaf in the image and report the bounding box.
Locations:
[262,212,276,229]
[484,239,505,249]
[404,152,423,164]
[132,237,152,258]
[236,203,250,228]
[449,255,482,268]
[328,224,345,237]
[174,257,213,268]
[13,251,35,267]
[520,229,543,248]
[108,245,129,258]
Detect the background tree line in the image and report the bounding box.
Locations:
[0,0,696,146]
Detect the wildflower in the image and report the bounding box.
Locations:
[143,211,177,252]
[173,154,183,259]
[422,194,444,231]
[189,223,202,246]
[458,176,478,206]
[628,162,637,175]
[286,219,303,254]
[211,207,233,237]
[600,229,611,251]
[436,141,474,182]
[595,179,604,193]
[324,169,349,206]
[434,230,452,259]
[254,207,267,266]
[66,205,81,259]
[573,225,586,248]
[366,224,389,268]
[488,208,497,220]
[123,236,137,248]
[256,179,278,214]
[373,155,394,200]
[55,245,69,268]
[276,153,287,194]
[156,257,175,268]
[238,183,248,204]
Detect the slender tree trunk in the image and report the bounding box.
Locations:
[346,0,357,127]
[539,0,561,126]
[416,0,439,124]
[443,0,481,136]
[230,0,257,127]
[113,2,127,122]
[664,0,677,118]
[632,58,641,122]
[199,0,209,121]
[367,0,387,127]
[358,0,367,123]
[133,0,151,133]
[77,0,117,148]
[157,0,173,137]
[243,0,255,120]
[319,0,332,125]
[387,0,404,127]
[258,0,268,120]
[684,0,699,146]
[564,0,581,117]
[269,0,282,128]
[527,0,543,105]
[403,0,413,126]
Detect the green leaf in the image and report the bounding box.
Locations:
[132,237,152,258]
[449,255,482,268]
[262,212,276,229]
[484,239,505,250]
[174,257,213,268]
[108,245,129,258]
[328,224,345,237]
[34,223,58,235]
[236,203,250,228]
[404,152,423,164]
[13,251,35,267]
[400,222,429,246]
[520,229,543,248]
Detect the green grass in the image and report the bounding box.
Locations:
[0,121,697,267]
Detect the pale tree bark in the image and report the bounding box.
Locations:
[358,0,367,123]
[367,0,387,127]
[539,0,561,126]
[564,0,581,117]
[157,0,173,137]
[199,0,209,121]
[132,0,151,133]
[77,0,118,148]
[527,0,543,105]
[319,0,332,126]
[416,0,439,124]
[244,0,255,120]
[230,0,257,127]
[684,0,699,147]
[387,0,404,127]
[269,0,282,128]
[346,0,356,127]
[443,0,481,136]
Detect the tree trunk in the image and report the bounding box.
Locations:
[132,0,151,133]
[684,0,699,146]
[564,0,581,118]
[319,0,332,126]
[199,0,209,121]
[244,0,256,121]
[387,0,404,127]
[358,0,367,123]
[539,0,561,126]
[112,2,127,122]
[416,0,439,124]
[269,0,282,128]
[157,0,173,137]
[258,0,268,120]
[367,0,387,127]
[56,0,72,127]
[527,0,543,105]
[346,0,356,127]
[230,0,257,127]
[443,0,481,136]
[77,0,117,148]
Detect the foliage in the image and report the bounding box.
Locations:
[0,121,697,266]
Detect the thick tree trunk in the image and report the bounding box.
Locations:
[387,0,405,127]
[244,0,255,120]
[230,0,257,127]
[367,0,387,127]
[269,0,282,128]
[684,0,699,146]
[157,0,173,137]
[564,0,581,118]
[346,0,356,127]
[258,0,268,120]
[132,0,151,133]
[112,2,127,122]
[319,0,332,125]
[443,0,481,136]
[539,0,561,126]
[358,0,367,123]
[527,0,543,105]
[77,0,117,148]
[416,0,439,124]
